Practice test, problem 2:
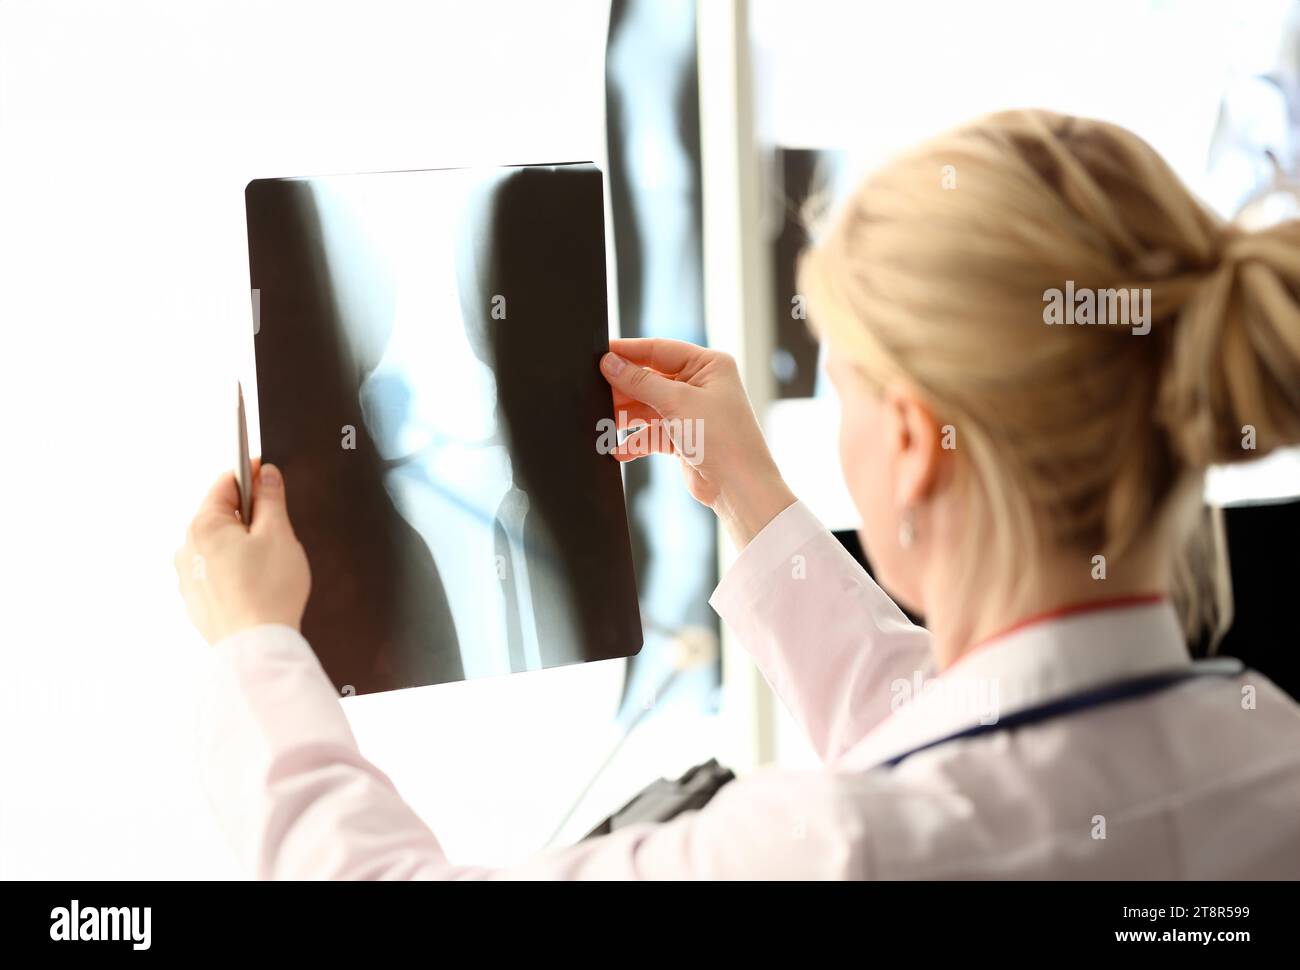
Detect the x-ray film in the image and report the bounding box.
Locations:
[245,162,643,695]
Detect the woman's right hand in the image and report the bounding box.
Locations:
[600,338,797,548]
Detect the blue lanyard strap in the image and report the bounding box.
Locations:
[883,657,1245,769]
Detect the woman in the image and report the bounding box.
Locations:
[177,110,1300,878]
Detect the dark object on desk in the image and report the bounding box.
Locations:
[585,759,736,837]
[1214,498,1300,701]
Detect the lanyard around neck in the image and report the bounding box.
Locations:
[882,657,1245,769]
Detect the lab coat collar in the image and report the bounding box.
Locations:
[843,597,1192,771]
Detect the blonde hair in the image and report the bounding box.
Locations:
[799,109,1300,634]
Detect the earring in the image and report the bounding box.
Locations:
[898,506,917,549]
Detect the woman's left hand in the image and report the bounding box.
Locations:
[174,462,312,645]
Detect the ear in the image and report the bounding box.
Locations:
[881,381,946,507]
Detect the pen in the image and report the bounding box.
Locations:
[236,381,253,526]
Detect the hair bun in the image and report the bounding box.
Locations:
[1158,219,1300,469]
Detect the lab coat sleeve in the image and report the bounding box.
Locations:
[198,624,447,879]
[708,501,934,766]
[198,624,875,879]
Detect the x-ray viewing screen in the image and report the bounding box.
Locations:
[245,162,643,696]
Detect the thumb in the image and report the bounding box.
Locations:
[601,352,682,413]
[251,463,292,534]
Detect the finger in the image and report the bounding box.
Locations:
[250,462,292,534]
[613,402,660,430]
[601,352,685,413]
[610,385,650,412]
[612,421,677,461]
[612,424,655,461]
[608,337,701,377]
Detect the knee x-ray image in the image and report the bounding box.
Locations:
[245,163,643,695]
